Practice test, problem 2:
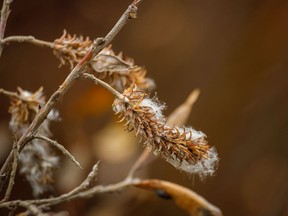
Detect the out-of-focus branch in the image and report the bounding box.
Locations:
[1,35,54,48]
[0,138,18,203]
[0,0,144,191]
[126,148,152,179]
[0,0,13,56]
[0,162,139,212]
[33,135,83,169]
[167,89,200,126]
[0,88,19,99]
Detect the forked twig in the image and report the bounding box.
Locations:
[1,35,54,48]
[0,162,139,212]
[0,0,144,191]
[33,135,83,169]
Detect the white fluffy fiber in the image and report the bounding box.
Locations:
[140,98,166,121]
[165,147,218,178]
[139,98,218,177]
[116,94,218,177]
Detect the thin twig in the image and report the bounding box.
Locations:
[0,0,13,56]
[1,35,54,48]
[0,88,20,99]
[14,201,42,216]
[37,162,100,207]
[33,135,83,169]
[0,0,144,191]
[82,73,126,100]
[0,162,139,210]
[126,148,152,179]
[39,177,139,209]
[0,137,18,203]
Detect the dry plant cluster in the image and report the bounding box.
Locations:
[0,0,222,215]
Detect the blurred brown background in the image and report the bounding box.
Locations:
[1,0,288,215]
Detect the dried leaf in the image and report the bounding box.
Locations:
[134,179,222,216]
[90,46,155,91]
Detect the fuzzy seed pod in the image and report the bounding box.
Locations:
[113,85,218,177]
[8,87,59,197]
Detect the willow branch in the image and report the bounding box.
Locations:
[82,73,127,101]
[39,177,139,208]
[1,35,54,48]
[0,139,18,203]
[0,0,13,56]
[33,135,83,169]
[0,163,139,210]
[0,0,143,191]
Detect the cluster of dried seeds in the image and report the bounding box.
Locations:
[113,85,218,177]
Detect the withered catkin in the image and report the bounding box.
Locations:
[113,85,218,177]
[53,30,154,92]
[8,87,59,197]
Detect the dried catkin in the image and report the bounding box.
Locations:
[113,85,218,177]
[8,87,59,197]
[53,30,154,91]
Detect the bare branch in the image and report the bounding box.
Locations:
[0,162,139,210]
[0,88,20,99]
[0,0,144,191]
[167,89,200,126]
[126,148,153,179]
[38,177,139,208]
[82,73,126,101]
[37,162,100,207]
[0,0,13,56]
[0,137,18,203]
[33,135,83,169]
[1,35,54,48]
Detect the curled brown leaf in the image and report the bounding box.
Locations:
[134,179,223,216]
